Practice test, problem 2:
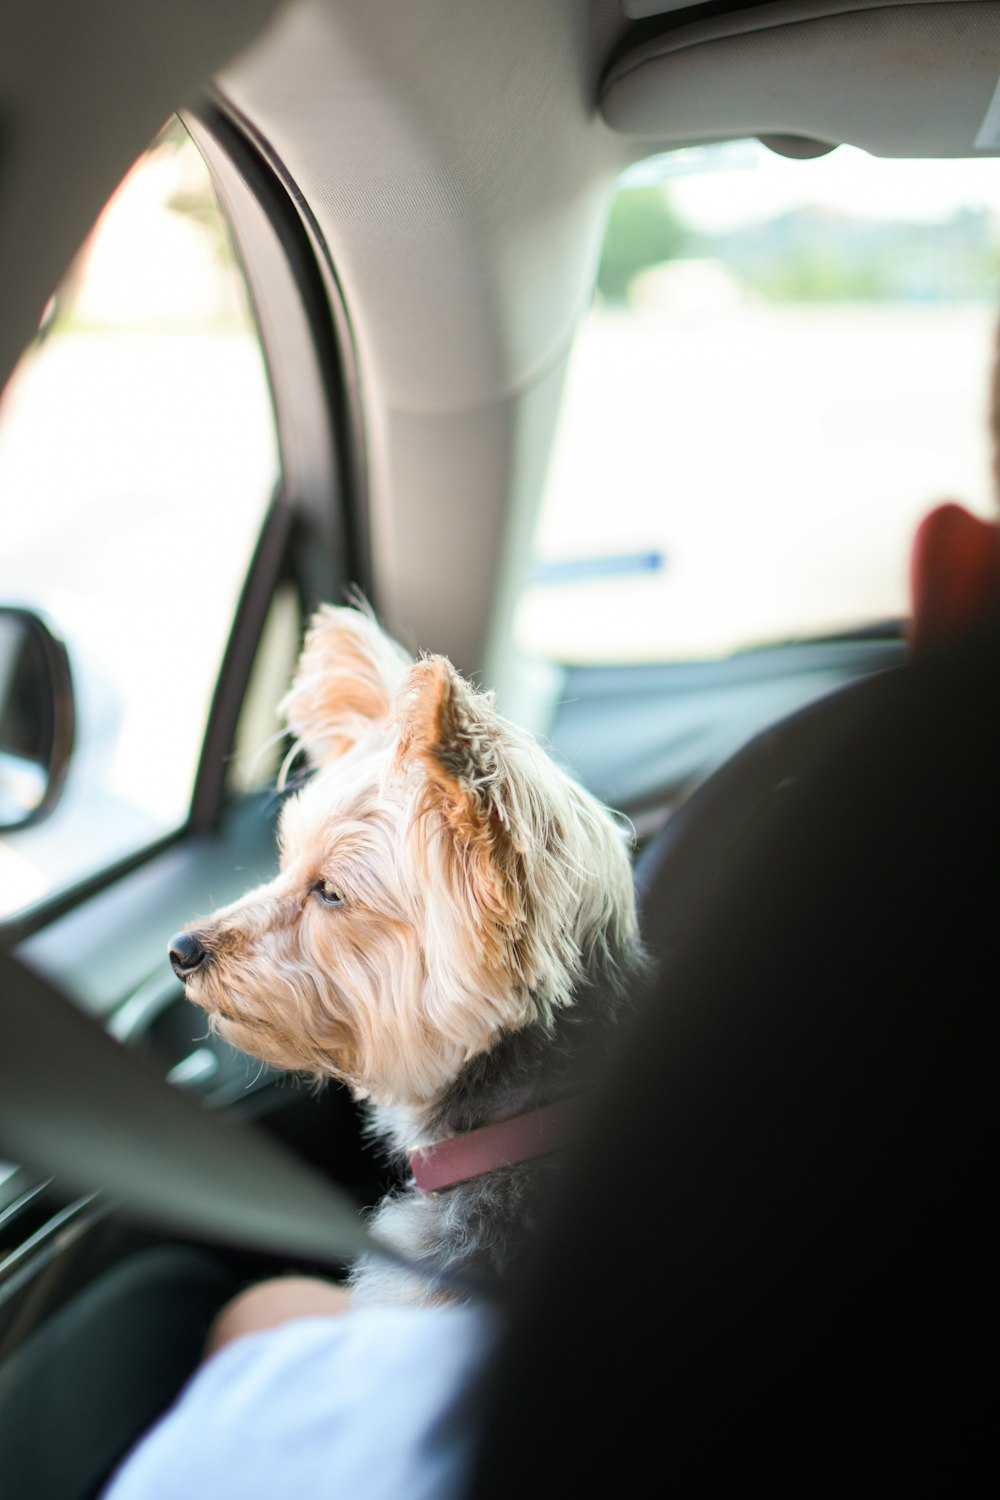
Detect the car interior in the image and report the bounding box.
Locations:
[1,0,997,1494]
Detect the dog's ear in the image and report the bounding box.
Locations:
[394,655,636,1071]
[281,605,412,769]
[395,656,527,940]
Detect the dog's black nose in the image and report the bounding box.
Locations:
[169,930,208,978]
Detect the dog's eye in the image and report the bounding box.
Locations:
[313,881,344,908]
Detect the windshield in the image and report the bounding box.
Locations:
[516,142,1000,663]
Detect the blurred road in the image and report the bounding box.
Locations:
[520,299,998,660]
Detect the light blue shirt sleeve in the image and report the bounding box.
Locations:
[100,1303,494,1500]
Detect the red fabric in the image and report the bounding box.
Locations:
[408,1099,581,1192]
[909,503,1000,654]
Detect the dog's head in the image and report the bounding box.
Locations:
[170,606,637,1106]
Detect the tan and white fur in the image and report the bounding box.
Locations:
[171,605,646,1303]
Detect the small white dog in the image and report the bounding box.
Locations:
[169,605,646,1303]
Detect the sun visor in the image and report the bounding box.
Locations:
[601,0,1000,157]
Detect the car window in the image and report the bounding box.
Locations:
[517,142,1000,663]
[0,118,279,919]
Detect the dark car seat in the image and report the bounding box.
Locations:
[467,623,998,1494]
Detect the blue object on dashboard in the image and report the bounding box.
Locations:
[531,550,665,584]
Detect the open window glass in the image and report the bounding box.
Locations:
[0,118,280,919]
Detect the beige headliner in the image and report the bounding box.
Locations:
[603,0,1000,156]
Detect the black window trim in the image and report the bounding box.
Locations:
[182,96,370,834]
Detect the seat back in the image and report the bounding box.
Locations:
[467,630,999,1493]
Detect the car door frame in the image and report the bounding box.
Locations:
[5,93,368,960]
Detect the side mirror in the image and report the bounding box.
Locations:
[0,607,75,832]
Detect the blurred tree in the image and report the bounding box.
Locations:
[596,186,689,303]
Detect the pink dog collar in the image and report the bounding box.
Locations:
[408,1098,582,1192]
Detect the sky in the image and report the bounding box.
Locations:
[623,142,1000,233]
